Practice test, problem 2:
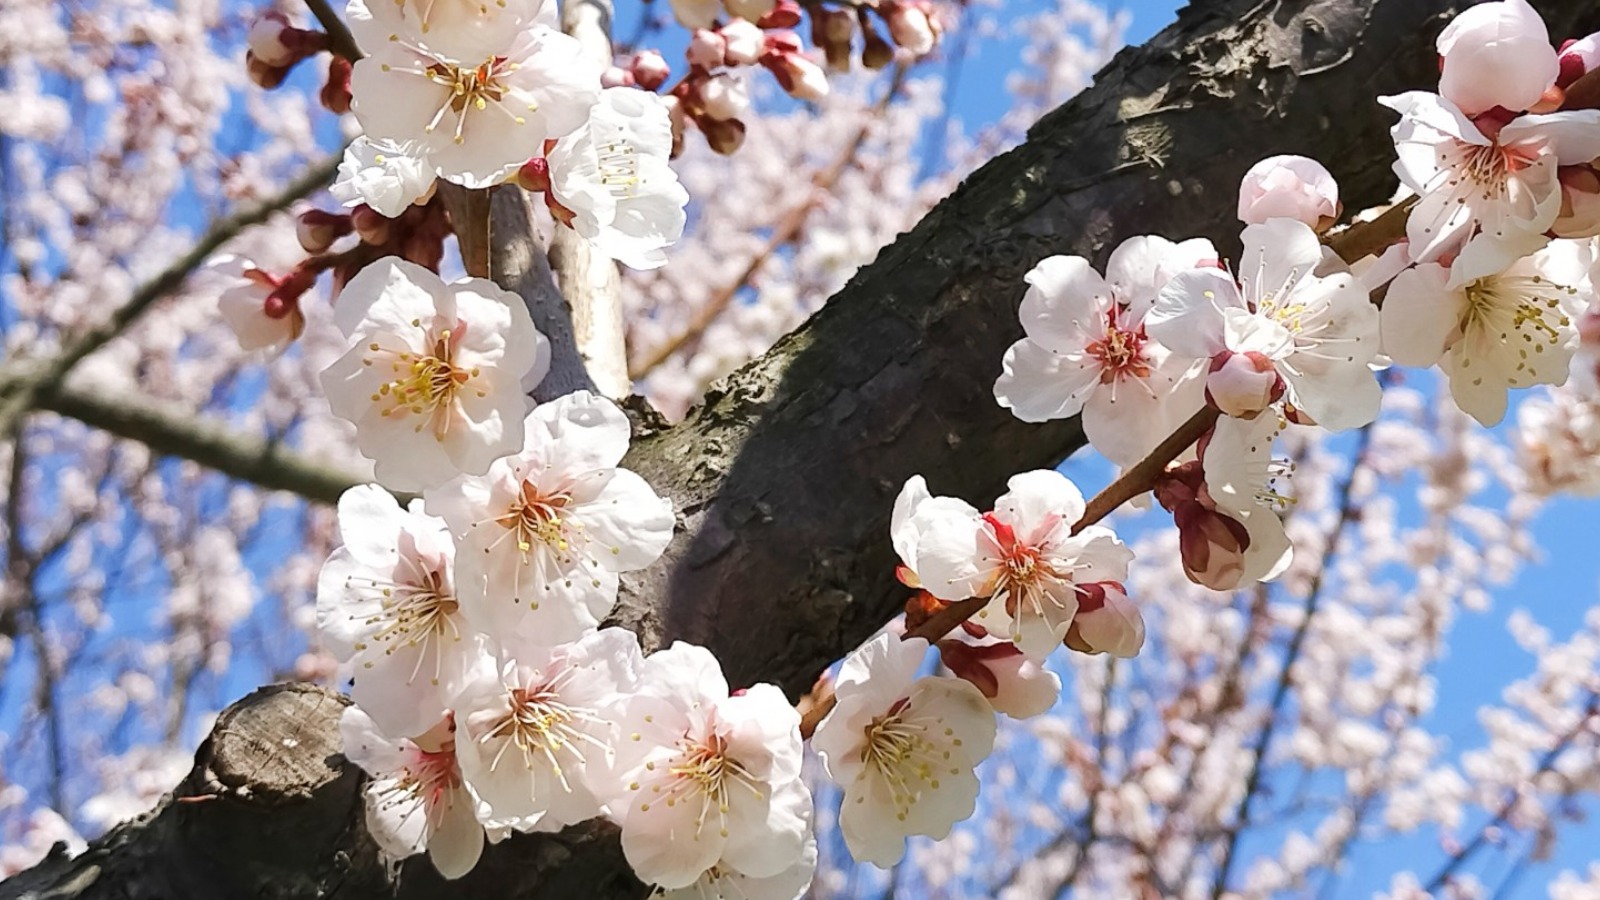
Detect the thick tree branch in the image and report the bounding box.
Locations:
[8,1,1600,897]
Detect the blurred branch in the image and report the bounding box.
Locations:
[3,425,67,813]
[1209,417,1379,899]
[0,151,344,436]
[1423,690,1600,892]
[304,0,363,61]
[627,66,908,379]
[31,381,370,506]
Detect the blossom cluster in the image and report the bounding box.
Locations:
[311,257,814,893]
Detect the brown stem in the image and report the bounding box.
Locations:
[1325,198,1414,264]
[303,0,363,61]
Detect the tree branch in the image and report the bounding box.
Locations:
[31,381,369,505]
[0,152,344,436]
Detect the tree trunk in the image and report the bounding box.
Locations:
[6,0,1596,896]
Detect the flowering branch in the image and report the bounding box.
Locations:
[0,151,344,437]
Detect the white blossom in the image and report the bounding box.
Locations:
[599,643,812,890]
[1382,239,1593,425]
[995,236,1214,466]
[330,136,437,218]
[341,708,484,879]
[1146,218,1383,430]
[425,392,675,647]
[1435,0,1559,117]
[811,634,996,867]
[317,484,482,739]
[1379,91,1600,277]
[346,0,600,187]
[548,88,690,270]
[453,628,643,833]
[898,470,1134,660]
[320,258,549,493]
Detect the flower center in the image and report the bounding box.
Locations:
[349,566,461,685]
[1461,273,1577,386]
[1085,309,1152,384]
[367,321,481,440]
[859,701,957,822]
[476,678,596,788]
[376,742,464,830]
[504,480,575,558]
[596,140,642,198]
[635,732,762,839]
[384,41,532,144]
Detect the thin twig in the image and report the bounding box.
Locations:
[1423,691,1600,892]
[628,67,909,378]
[303,0,362,60]
[1325,198,1413,264]
[0,152,344,435]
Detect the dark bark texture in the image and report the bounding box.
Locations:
[7,0,1599,896]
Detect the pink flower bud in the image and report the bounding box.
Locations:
[1554,165,1600,238]
[699,72,750,121]
[601,65,635,88]
[320,56,352,114]
[1436,0,1560,116]
[725,0,775,22]
[700,116,746,155]
[296,209,352,254]
[350,205,391,245]
[630,50,671,91]
[757,0,802,29]
[719,19,765,66]
[1206,350,1284,418]
[1173,502,1251,591]
[1067,582,1145,658]
[687,29,727,69]
[881,0,938,56]
[1558,34,1600,89]
[762,41,830,102]
[1237,155,1340,228]
[515,157,552,193]
[247,12,298,68]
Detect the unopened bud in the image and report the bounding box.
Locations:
[247,13,298,67]
[881,0,938,56]
[720,19,765,66]
[1555,165,1600,238]
[1065,582,1145,658]
[1237,154,1340,228]
[296,209,352,254]
[630,50,671,91]
[515,157,552,193]
[1173,501,1251,591]
[687,29,727,69]
[1559,34,1600,89]
[351,205,391,245]
[320,56,352,114]
[1206,350,1284,418]
[700,116,746,155]
[699,72,750,121]
[762,38,830,102]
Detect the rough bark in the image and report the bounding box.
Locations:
[7,0,1598,897]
